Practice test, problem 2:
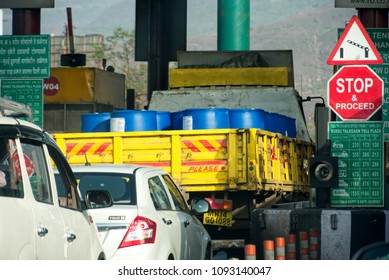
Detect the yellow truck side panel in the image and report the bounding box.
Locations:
[53,129,312,194]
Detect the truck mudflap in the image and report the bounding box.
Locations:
[211,239,246,259]
[212,239,246,251]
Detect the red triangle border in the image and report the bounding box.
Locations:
[327,15,383,65]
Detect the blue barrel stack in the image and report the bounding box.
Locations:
[80,108,297,137]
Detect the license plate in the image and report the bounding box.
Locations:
[203,210,232,227]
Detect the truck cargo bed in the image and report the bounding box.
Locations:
[53,128,312,194]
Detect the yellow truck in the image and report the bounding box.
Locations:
[53,128,312,236]
[51,51,315,252]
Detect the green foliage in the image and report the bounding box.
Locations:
[94,27,148,109]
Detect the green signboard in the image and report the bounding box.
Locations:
[366,29,389,52]
[366,28,389,141]
[0,79,43,127]
[370,63,389,141]
[329,121,384,207]
[0,35,50,79]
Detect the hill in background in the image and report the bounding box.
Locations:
[2,1,356,134]
[186,1,356,129]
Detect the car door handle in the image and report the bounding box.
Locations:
[66,232,77,242]
[184,220,190,228]
[37,226,49,237]
[162,218,172,225]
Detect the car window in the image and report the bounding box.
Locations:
[148,176,172,210]
[49,146,80,210]
[76,173,136,205]
[20,140,52,204]
[0,138,23,198]
[162,174,189,212]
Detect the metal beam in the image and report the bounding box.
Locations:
[0,0,54,8]
[335,0,389,9]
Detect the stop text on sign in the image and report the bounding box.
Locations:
[336,78,373,93]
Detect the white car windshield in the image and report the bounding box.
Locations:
[56,172,136,205]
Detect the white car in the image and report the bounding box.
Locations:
[65,164,212,260]
[0,100,108,259]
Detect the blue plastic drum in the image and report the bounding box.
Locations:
[265,112,289,135]
[110,110,157,131]
[264,111,278,133]
[284,116,296,138]
[156,111,172,130]
[171,111,183,130]
[81,112,110,132]
[275,113,287,135]
[229,108,265,129]
[182,108,229,129]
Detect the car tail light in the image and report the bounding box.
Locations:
[204,198,232,211]
[118,216,157,248]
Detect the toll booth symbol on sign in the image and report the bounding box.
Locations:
[327,15,383,65]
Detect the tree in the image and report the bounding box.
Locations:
[94,28,148,109]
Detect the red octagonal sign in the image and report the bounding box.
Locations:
[327,65,384,120]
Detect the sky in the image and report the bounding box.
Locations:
[0,0,355,137]
[1,1,349,38]
[1,0,211,36]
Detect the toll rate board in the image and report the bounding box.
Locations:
[329,121,384,207]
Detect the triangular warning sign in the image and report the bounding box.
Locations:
[327,15,383,65]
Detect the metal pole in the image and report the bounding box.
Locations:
[217,0,250,51]
[147,0,169,104]
[66,7,75,54]
[12,8,41,35]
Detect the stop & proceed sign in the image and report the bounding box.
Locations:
[327,65,384,120]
